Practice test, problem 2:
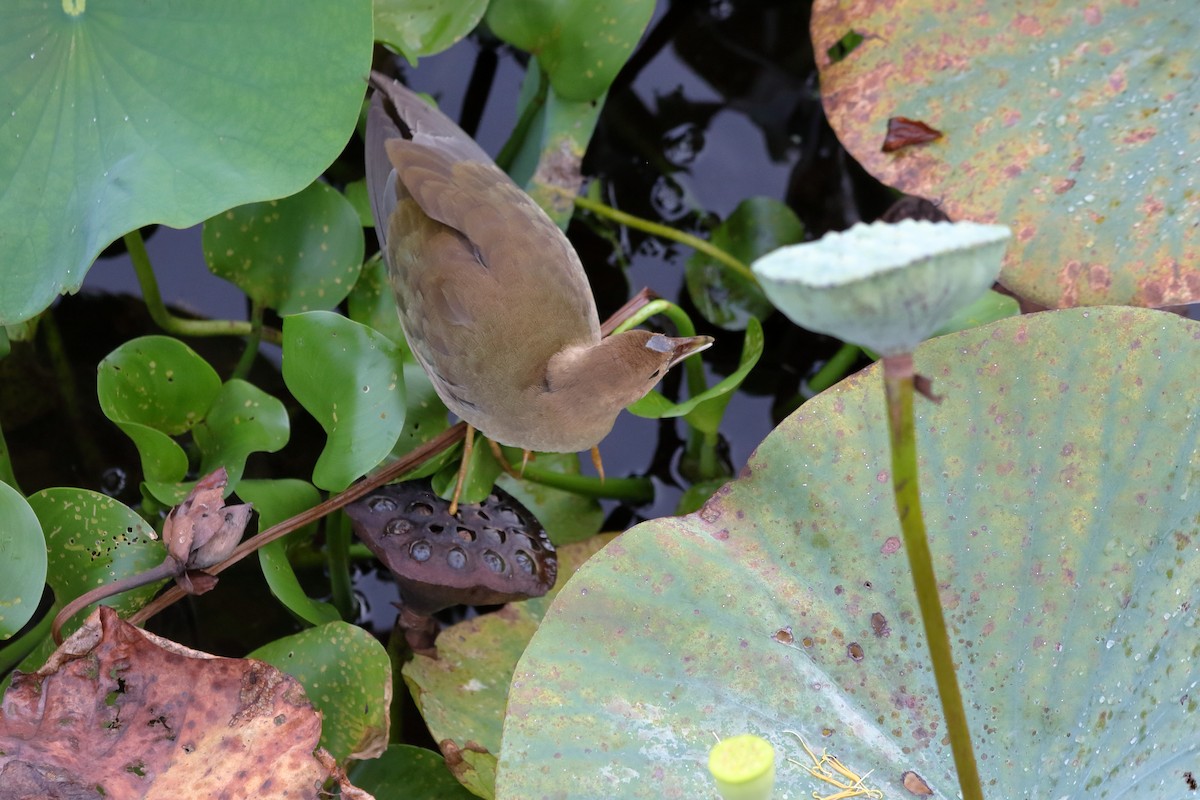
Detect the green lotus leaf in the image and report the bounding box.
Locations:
[374,0,488,64]
[282,312,407,492]
[0,0,372,325]
[497,307,1200,799]
[250,621,391,763]
[810,0,1200,308]
[0,483,47,639]
[752,220,1010,356]
[27,488,165,642]
[203,181,365,315]
[686,198,803,331]
[486,0,655,102]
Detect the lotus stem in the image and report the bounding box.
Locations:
[882,352,983,800]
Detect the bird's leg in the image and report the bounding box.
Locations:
[487,439,522,479]
[590,445,606,482]
[449,425,476,516]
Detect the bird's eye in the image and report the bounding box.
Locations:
[648,369,661,381]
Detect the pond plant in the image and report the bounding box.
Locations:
[1,1,1197,799]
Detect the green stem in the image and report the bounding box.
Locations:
[572,194,757,285]
[231,301,265,381]
[808,343,861,393]
[494,66,549,174]
[613,299,706,399]
[507,461,653,503]
[124,230,282,344]
[882,353,983,800]
[327,512,355,620]
[41,309,107,483]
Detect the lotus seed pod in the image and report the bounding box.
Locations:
[708,734,776,800]
[751,219,1011,356]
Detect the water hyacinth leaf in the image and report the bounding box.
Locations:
[27,489,165,641]
[0,0,372,326]
[486,0,656,102]
[203,181,365,315]
[403,536,612,797]
[0,483,47,639]
[237,478,339,627]
[932,289,1019,338]
[97,336,221,485]
[347,254,411,357]
[686,197,803,331]
[194,379,289,487]
[343,178,374,227]
[374,0,488,64]
[282,312,406,492]
[391,364,452,479]
[98,336,221,435]
[627,316,764,431]
[250,621,391,763]
[497,308,1200,798]
[810,0,1200,308]
[431,435,504,507]
[350,744,478,799]
[752,220,1010,357]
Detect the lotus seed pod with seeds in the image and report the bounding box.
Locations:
[751,219,1011,356]
[708,734,776,800]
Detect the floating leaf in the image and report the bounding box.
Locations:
[194,379,289,486]
[0,0,373,325]
[237,479,339,627]
[0,607,353,798]
[486,0,656,102]
[686,198,803,331]
[282,312,406,491]
[250,621,391,763]
[374,0,488,64]
[351,744,478,799]
[204,181,365,315]
[498,308,1200,798]
[0,484,46,639]
[27,488,164,641]
[811,0,1200,308]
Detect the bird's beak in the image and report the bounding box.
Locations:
[667,335,715,369]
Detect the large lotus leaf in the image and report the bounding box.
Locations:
[810,0,1199,309]
[0,0,372,326]
[497,307,1200,799]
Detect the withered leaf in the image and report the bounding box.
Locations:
[882,116,943,153]
[0,607,372,800]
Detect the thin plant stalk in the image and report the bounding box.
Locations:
[882,352,983,800]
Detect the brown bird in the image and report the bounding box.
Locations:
[366,74,712,507]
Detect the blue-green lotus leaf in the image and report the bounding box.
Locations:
[498,307,1199,799]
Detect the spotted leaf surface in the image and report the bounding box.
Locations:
[498,308,1200,799]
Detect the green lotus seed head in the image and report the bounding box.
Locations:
[751,219,1011,356]
[708,734,776,800]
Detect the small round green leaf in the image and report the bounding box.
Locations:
[194,379,290,486]
[374,0,488,64]
[686,198,803,331]
[0,0,373,325]
[486,0,656,102]
[204,181,365,315]
[27,488,165,640]
[250,621,391,762]
[0,483,47,639]
[282,312,406,492]
[498,307,1200,798]
[98,336,221,435]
